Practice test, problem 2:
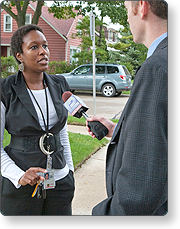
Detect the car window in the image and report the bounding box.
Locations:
[96,66,105,74]
[74,66,91,74]
[122,66,130,75]
[107,66,119,74]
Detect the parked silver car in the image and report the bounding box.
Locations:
[60,63,132,97]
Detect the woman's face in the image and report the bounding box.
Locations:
[16,30,50,74]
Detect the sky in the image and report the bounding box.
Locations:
[45,1,122,31]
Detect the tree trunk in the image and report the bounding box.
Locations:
[32,1,44,25]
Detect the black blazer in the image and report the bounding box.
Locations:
[1,71,70,170]
[93,37,168,215]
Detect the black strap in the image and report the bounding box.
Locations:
[24,77,49,135]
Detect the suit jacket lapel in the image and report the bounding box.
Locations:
[12,71,40,124]
[44,72,64,121]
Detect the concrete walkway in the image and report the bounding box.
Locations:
[67,125,109,215]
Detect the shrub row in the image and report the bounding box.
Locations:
[1,56,78,78]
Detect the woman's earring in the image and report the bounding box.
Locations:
[19,63,24,72]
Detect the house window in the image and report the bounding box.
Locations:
[4,14,12,32]
[25,14,32,25]
[70,46,81,63]
[108,30,113,41]
[114,33,118,43]
[7,47,12,57]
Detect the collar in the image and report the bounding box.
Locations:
[147,32,167,59]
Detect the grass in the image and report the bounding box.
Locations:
[67,115,87,126]
[67,115,119,126]
[68,132,109,169]
[3,129,109,170]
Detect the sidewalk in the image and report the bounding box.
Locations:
[67,125,108,215]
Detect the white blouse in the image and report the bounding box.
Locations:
[1,88,74,189]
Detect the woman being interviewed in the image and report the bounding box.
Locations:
[1,24,74,215]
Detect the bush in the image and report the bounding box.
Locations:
[1,56,18,78]
[47,60,77,75]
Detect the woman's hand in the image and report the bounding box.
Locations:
[86,116,116,138]
[19,167,47,186]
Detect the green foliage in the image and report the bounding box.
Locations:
[69,132,109,168]
[108,27,148,78]
[67,116,86,126]
[1,56,18,78]
[48,1,76,19]
[3,129,11,147]
[67,116,119,126]
[46,60,77,75]
[72,15,109,64]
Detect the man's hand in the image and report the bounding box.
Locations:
[86,116,116,138]
[19,167,47,186]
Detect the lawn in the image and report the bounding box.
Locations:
[3,129,109,170]
[67,116,119,126]
[68,132,108,168]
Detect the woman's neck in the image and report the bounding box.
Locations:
[23,72,45,90]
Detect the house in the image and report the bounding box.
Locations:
[96,25,121,52]
[1,1,82,63]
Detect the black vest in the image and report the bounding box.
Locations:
[1,71,70,170]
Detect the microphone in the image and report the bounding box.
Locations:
[62,91,108,140]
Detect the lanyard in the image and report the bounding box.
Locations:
[24,77,56,198]
[24,76,54,156]
[24,76,49,135]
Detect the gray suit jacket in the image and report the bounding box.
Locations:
[93,37,167,215]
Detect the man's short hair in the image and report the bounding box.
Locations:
[131,1,167,19]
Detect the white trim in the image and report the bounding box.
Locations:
[1,44,10,46]
[7,47,11,56]
[4,14,12,32]
[29,4,68,41]
[69,45,81,63]
[41,15,68,41]
[65,40,69,62]
[25,14,32,24]
[67,17,75,38]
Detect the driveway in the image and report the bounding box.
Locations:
[73,91,130,120]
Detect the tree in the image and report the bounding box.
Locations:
[0,1,44,27]
[50,1,128,59]
[109,27,148,77]
[71,15,108,64]
[0,1,77,27]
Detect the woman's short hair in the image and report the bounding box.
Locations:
[11,24,44,64]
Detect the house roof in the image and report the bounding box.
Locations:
[30,1,76,40]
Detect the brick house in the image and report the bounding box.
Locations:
[1,1,82,63]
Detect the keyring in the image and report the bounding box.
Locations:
[39,133,54,155]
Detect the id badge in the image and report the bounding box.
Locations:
[43,169,55,189]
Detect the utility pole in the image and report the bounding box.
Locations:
[90,11,96,116]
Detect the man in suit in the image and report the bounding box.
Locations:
[86,1,167,215]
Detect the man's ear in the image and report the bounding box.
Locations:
[15,52,23,63]
[140,1,149,20]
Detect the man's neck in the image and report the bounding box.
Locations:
[143,17,167,49]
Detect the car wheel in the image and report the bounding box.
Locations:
[102,84,116,97]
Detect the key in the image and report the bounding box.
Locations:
[37,183,43,199]
[31,180,41,198]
